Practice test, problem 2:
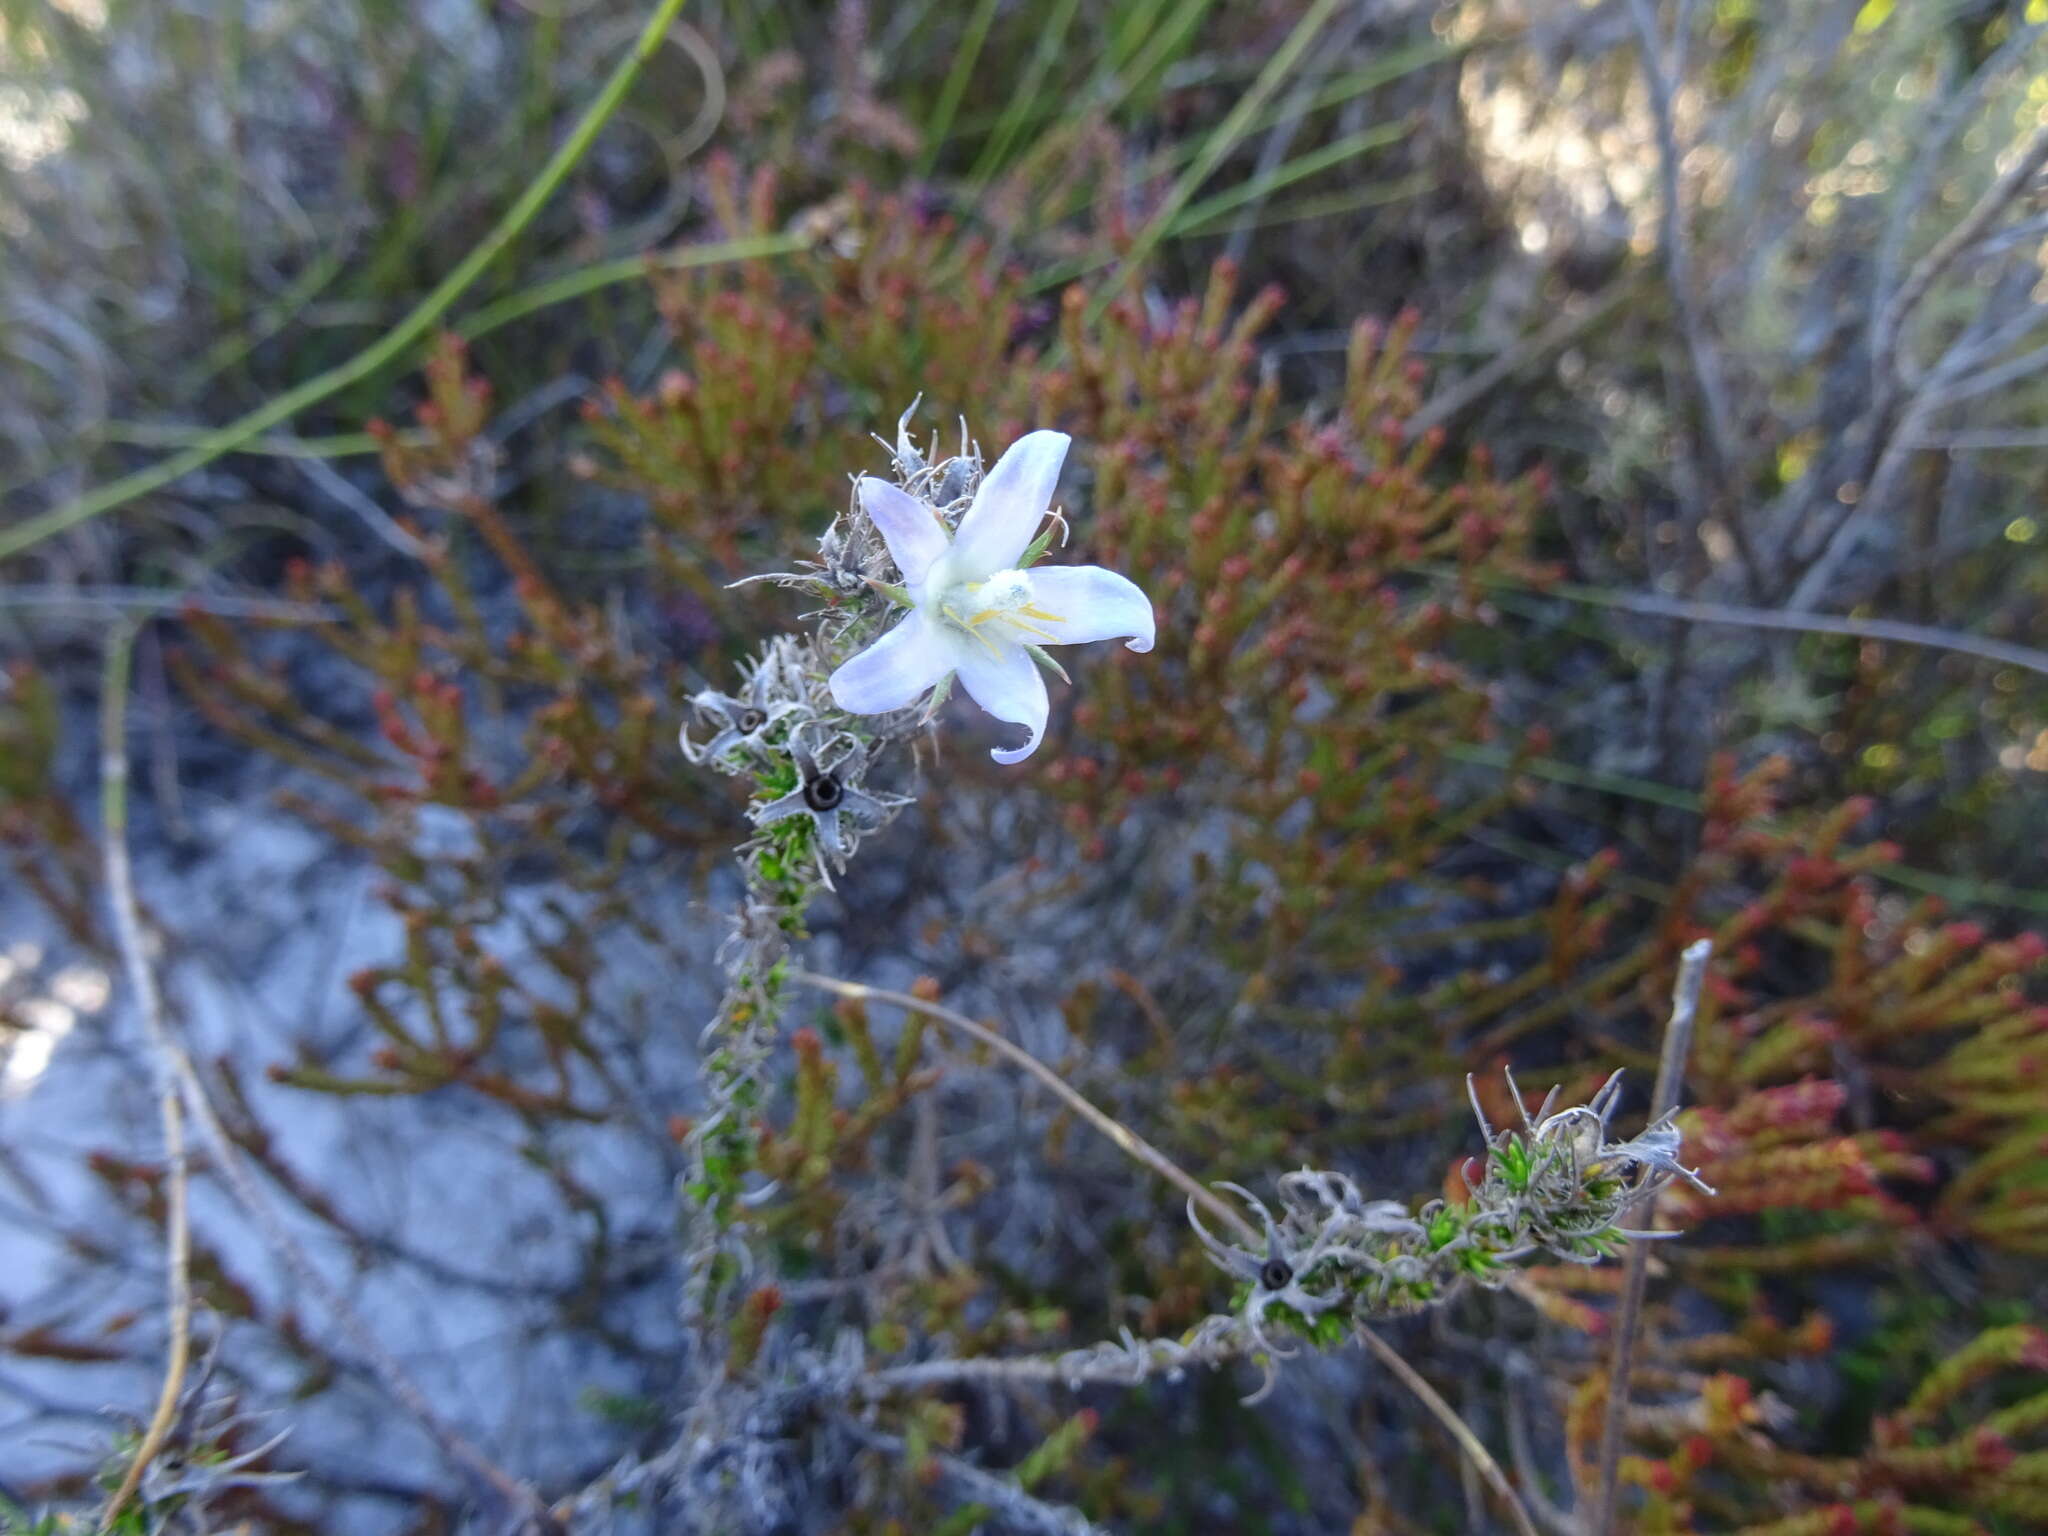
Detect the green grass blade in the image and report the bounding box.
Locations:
[455,231,814,341]
[916,0,1002,178]
[1086,0,1349,319]
[1172,171,1432,239]
[1170,118,1414,230]
[0,0,693,566]
[967,0,1086,186]
[1104,0,1218,117]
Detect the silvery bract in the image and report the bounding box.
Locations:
[827,430,1154,763]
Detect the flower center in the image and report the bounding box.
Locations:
[938,567,1066,651]
[803,771,845,812]
[1259,1257,1294,1291]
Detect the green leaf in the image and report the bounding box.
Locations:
[1024,644,1071,684]
[1021,525,1061,567]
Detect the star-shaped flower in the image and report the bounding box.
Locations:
[748,732,907,872]
[681,641,809,768]
[826,430,1154,763]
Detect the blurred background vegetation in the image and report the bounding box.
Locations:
[3,0,2048,1531]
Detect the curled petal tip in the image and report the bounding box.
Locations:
[989,729,1042,765]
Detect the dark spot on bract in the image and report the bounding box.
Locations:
[1259,1258,1293,1291]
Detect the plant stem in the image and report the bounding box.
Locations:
[788,970,1257,1245]
[96,626,545,1522]
[1589,937,1714,1535]
[98,625,192,1533]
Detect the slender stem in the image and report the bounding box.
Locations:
[95,625,546,1523]
[98,627,193,1532]
[1,587,333,621]
[794,971,1541,1536]
[1403,277,1643,443]
[1412,560,2048,680]
[788,970,1257,1245]
[1624,0,1738,476]
[1874,122,2048,390]
[0,0,694,566]
[1589,938,1714,1535]
[1357,1326,1540,1536]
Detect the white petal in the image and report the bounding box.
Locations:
[953,639,1050,764]
[952,430,1069,575]
[858,477,949,586]
[1026,564,1154,653]
[829,610,954,714]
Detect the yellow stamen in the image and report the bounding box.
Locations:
[944,584,1068,652]
[942,605,1004,656]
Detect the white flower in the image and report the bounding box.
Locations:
[826,430,1154,763]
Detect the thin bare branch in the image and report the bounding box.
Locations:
[1589,938,1713,1535]
[788,970,1257,1245]
[0,586,335,621]
[1540,583,2048,679]
[796,972,1542,1536]
[1872,22,2046,373]
[1625,0,1758,594]
[298,455,433,559]
[1403,276,1642,443]
[94,623,549,1529]
[1874,121,2048,389]
[98,626,192,1531]
[1358,1325,1540,1536]
[859,1315,1257,1395]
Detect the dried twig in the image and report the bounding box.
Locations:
[793,971,1542,1536]
[1403,276,1641,444]
[1873,121,2048,391]
[1624,0,1761,597]
[788,970,1257,1245]
[1790,119,2048,606]
[1871,22,2046,368]
[94,624,550,1528]
[1506,579,2048,680]
[298,455,432,560]
[1588,938,1714,1535]
[1358,1325,1541,1536]
[98,627,191,1531]
[0,586,334,621]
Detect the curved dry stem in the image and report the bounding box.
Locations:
[1589,937,1714,1535]
[1357,1325,1540,1536]
[97,624,546,1525]
[787,970,1258,1246]
[98,626,194,1531]
[789,970,1541,1536]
